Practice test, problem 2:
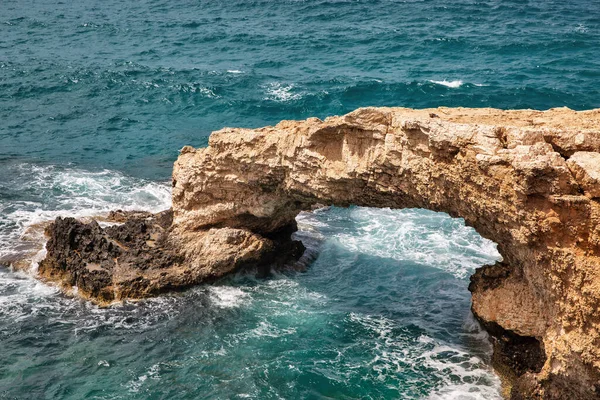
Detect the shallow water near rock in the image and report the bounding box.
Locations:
[0,197,502,399]
[1,0,599,398]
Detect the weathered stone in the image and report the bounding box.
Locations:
[39,210,305,304]
[567,151,600,198]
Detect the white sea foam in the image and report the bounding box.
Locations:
[0,164,171,261]
[264,276,327,304]
[248,321,297,338]
[71,296,183,334]
[227,69,243,74]
[298,207,500,279]
[429,80,488,88]
[263,82,302,102]
[170,83,219,97]
[125,373,148,393]
[208,286,251,308]
[296,211,329,230]
[0,269,61,322]
[0,164,173,327]
[198,87,219,97]
[349,312,502,399]
[430,79,464,88]
[427,384,503,400]
[0,177,503,397]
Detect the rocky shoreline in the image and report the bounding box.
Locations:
[24,107,600,398]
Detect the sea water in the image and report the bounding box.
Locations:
[1,0,599,398]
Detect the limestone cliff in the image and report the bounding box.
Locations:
[41,107,600,399]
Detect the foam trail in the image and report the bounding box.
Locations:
[263,82,303,102]
[296,207,502,397]
[430,79,464,88]
[348,312,502,400]
[207,286,251,308]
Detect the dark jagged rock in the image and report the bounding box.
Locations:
[39,210,304,304]
[38,210,180,302]
[469,262,514,292]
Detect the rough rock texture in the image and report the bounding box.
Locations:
[567,152,600,198]
[39,210,304,304]
[170,106,600,399]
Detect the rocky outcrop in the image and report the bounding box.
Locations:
[39,210,304,304]
[40,106,600,398]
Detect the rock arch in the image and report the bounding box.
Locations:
[171,107,600,399]
[39,107,600,398]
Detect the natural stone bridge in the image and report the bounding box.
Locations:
[39,107,600,399]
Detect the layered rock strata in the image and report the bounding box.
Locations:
[39,106,600,399]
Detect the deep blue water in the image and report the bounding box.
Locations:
[1,0,599,178]
[1,0,599,398]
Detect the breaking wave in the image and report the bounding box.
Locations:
[0,163,171,261]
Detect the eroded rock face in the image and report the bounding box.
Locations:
[170,106,600,399]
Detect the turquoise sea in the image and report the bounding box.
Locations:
[0,1,599,398]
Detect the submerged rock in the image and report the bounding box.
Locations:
[38,106,600,399]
